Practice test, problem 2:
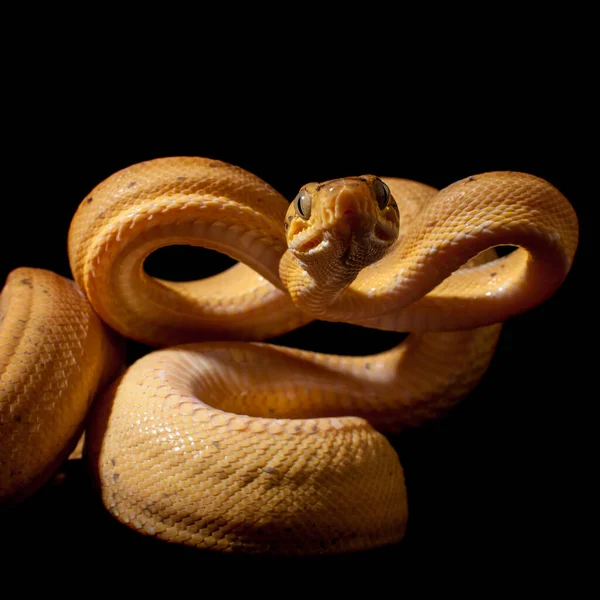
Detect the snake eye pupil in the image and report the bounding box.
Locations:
[373,179,390,210]
[293,190,312,219]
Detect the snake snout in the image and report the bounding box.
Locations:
[334,187,373,232]
[335,189,360,217]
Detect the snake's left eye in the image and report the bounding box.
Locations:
[293,189,312,219]
[373,179,390,210]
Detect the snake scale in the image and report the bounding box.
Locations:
[0,157,578,554]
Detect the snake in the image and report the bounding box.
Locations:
[0,156,578,555]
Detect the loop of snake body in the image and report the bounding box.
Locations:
[0,157,578,554]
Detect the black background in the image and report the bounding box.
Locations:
[0,44,592,589]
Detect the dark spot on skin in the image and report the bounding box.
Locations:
[268,407,275,414]
[98,210,105,218]
[490,272,497,277]
[285,216,293,231]
[427,220,438,228]
[127,181,137,188]
[20,278,32,287]
[13,415,22,422]
[113,473,120,482]
[365,363,371,370]
[212,441,220,449]
[86,197,93,203]
[110,458,116,466]
[466,176,477,183]
[42,289,49,294]
[262,466,277,475]
[177,176,187,181]
[208,161,222,168]
[501,263,506,269]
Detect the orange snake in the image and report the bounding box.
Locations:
[0,157,578,554]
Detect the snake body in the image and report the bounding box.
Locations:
[0,157,578,554]
[0,268,122,504]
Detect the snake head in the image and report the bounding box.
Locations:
[284,175,400,270]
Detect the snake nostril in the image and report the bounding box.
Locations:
[335,187,363,219]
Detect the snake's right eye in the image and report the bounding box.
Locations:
[293,190,312,219]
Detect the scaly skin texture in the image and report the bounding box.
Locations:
[1,157,578,554]
[0,268,123,505]
[68,157,311,346]
[87,344,408,554]
[280,172,578,329]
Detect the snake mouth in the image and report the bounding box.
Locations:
[374,220,398,243]
[293,231,325,254]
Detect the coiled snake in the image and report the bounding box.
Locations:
[0,157,578,554]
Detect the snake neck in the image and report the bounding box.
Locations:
[279,250,362,317]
